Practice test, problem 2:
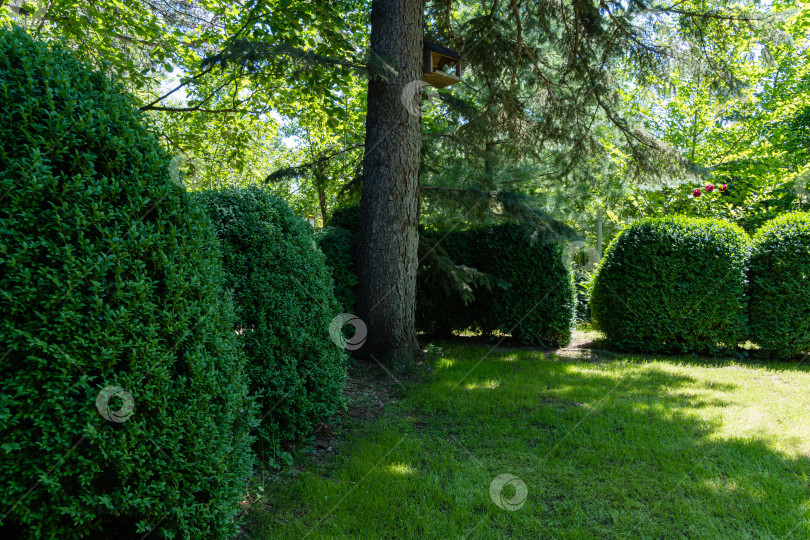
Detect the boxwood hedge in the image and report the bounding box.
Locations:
[421,224,576,347]
[195,187,348,464]
[748,212,810,358]
[0,28,254,538]
[325,204,361,232]
[590,216,751,353]
[318,214,576,347]
[316,225,359,313]
[317,205,361,313]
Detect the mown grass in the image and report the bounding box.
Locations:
[249,339,810,539]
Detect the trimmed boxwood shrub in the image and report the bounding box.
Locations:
[317,208,575,347]
[317,204,361,313]
[325,204,361,232]
[590,216,751,353]
[0,28,254,538]
[416,236,480,337]
[748,212,810,358]
[195,187,348,464]
[316,225,359,313]
[421,224,577,347]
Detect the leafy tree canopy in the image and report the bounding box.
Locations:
[4,0,803,238]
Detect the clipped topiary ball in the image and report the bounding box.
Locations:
[195,187,347,464]
[0,28,255,538]
[748,212,810,358]
[591,216,751,353]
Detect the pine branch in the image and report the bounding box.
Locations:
[265,143,363,183]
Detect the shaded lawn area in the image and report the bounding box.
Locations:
[248,340,810,539]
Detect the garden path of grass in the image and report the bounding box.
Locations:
[249,335,810,539]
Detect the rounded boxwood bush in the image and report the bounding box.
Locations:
[590,216,751,353]
[325,204,360,232]
[195,187,347,464]
[0,28,254,538]
[318,204,360,313]
[421,223,577,347]
[316,225,359,313]
[748,212,810,358]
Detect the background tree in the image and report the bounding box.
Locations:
[1,0,366,187]
[609,2,809,235]
[265,86,367,224]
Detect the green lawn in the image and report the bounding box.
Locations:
[248,338,810,539]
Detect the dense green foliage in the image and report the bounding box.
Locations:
[574,272,596,324]
[420,224,576,347]
[3,0,782,232]
[195,187,347,465]
[748,212,810,358]
[0,28,254,538]
[317,205,512,332]
[591,216,752,353]
[316,226,359,313]
[416,236,507,337]
[317,210,573,346]
[619,4,810,235]
[317,204,360,313]
[1,0,368,193]
[325,204,361,232]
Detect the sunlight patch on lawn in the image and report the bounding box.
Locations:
[435,357,456,370]
[464,379,500,390]
[701,477,762,500]
[386,463,415,475]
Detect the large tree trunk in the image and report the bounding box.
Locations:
[356,0,425,364]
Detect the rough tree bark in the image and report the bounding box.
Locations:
[356,0,425,364]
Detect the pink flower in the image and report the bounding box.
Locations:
[693,188,702,197]
[719,184,727,192]
[706,184,714,192]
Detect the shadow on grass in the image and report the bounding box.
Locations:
[250,343,810,539]
[432,333,810,373]
[442,350,809,538]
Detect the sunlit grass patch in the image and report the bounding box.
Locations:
[249,339,810,539]
[386,463,415,475]
[464,379,500,390]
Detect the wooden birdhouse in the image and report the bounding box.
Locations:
[423,40,463,88]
